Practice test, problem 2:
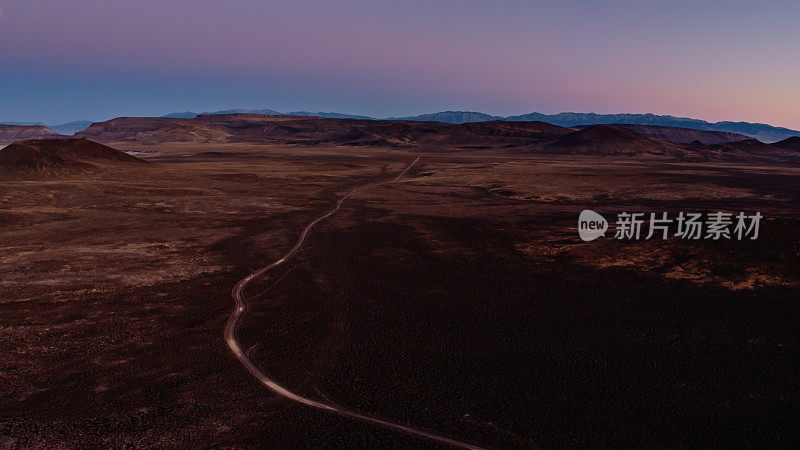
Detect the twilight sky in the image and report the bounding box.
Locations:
[1,0,798,128]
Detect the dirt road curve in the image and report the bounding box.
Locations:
[224,155,484,449]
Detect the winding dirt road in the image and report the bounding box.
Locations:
[224,155,484,449]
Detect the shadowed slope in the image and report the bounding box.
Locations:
[543,125,685,157]
[771,136,800,152]
[610,124,749,144]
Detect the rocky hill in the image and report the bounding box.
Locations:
[0,124,64,142]
[0,139,145,177]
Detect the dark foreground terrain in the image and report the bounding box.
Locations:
[1,141,799,447]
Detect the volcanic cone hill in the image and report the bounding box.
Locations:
[0,138,145,177]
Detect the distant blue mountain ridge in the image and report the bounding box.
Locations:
[388,111,800,143]
[4,110,798,142]
[166,109,799,142]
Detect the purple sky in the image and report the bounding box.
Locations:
[1,0,798,128]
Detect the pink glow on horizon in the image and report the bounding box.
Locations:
[0,0,798,128]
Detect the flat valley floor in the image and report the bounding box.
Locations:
[2,144,799,447]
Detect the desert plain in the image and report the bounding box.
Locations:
[1,117,799,447]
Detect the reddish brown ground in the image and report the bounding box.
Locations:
[2,144,799,447]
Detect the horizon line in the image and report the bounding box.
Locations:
[3,109,798,132]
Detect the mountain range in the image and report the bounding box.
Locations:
[166,109,800,142]
[60,113,799,163]
[3,110,799,142]
[390,111,800,143]
[4,113,799,167]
